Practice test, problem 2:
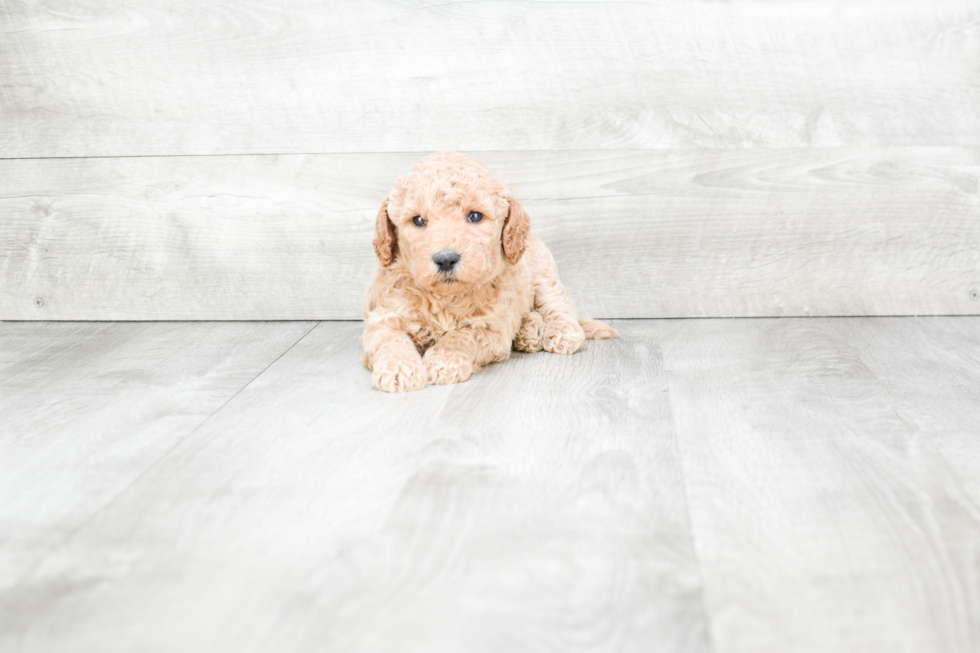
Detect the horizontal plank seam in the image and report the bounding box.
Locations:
[603,314,980,321]
[0,320,361,324]
[5,145,980,162]
[5,314,980,323]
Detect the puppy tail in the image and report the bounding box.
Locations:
[579,318,619,339]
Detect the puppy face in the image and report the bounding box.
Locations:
[374,153,529,295]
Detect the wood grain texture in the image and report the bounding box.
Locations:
[2,148,978,320]
[0,320,315,596]
[832,318,980,645]
[832,316,980,504]
[1,0,978,157]
[658,318,980,653]
[2,318,979,652]
[0,321,707,653]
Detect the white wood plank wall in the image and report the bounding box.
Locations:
[1,1,978,319]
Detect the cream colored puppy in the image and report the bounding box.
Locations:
[363,152,617,392]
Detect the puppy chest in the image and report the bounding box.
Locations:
[404,311,476,351]
[405,320,441,351]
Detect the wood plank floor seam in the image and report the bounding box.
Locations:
[2,318,979,652]
[0,321,319,604]
[659,345,720,653]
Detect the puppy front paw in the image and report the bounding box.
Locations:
[423,348,474,385]
[543,317,585,355]
[513,311,545,353]
[371,354,428,393]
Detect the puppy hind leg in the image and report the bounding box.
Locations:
[535,272,585,354]
[579,317,619,339]
[526,240,586,354]
[542,315,585,354]
[524,237,618,349]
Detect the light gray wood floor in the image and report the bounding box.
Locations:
[1,318,978,653]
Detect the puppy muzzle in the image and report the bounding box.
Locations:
[432,250,461,274]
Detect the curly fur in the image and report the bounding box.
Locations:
[363,152,618,392]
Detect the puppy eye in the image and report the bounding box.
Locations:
[412,215,426,227]
[467,211,483,224]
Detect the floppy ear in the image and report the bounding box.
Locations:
[373,198,398,266]
[502,196,530,265]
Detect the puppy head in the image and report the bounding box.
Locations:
[374,152,530,294]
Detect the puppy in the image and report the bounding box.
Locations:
[363,152,617,392]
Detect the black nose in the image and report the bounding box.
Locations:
[433,250,461,272]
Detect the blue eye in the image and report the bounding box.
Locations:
[412,215,426,227]
[467,211,483,224]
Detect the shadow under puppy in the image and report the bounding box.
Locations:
[363,152,617,392]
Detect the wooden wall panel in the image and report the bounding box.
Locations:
[2,1,978,318]
[2,149,977,320]
[1,0,978,157]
